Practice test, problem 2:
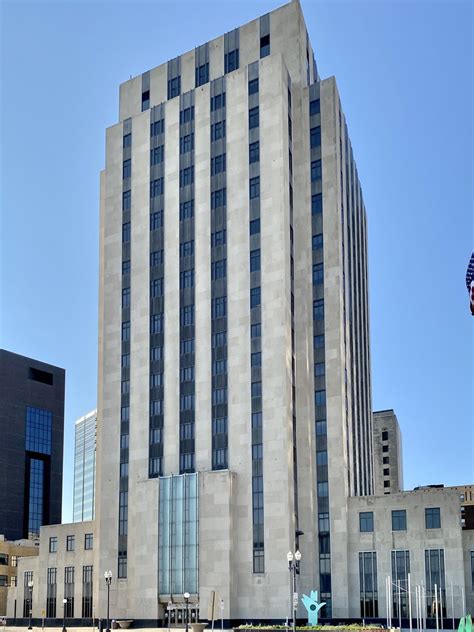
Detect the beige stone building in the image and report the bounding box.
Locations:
[0,536,38,616]
[6,0,474,626]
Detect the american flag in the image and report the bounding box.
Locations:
[466,252,474,315]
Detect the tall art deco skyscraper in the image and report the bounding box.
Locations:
[95,0,373,620]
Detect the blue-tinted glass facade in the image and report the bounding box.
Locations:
[73,411,96,522]
[26,407,52,454]
[27,458,44,536]
[158,473,198,595]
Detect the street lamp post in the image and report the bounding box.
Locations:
[62,598,67,632]
[104,571,112,632]
[183,592,190,632]
[27,580,34,631]
[287,550,302,632]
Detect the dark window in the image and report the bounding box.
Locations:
[313,299,324,320]
[249,177,260,199]
[211,230,226,247]
[249,107,259,129]
[212,331,227,347]
[359,512,374,533]
[121,354,130,368]
[122,222,131,243]
[180,200,194,220]
[151,313,164,334]
[425,507,441,529]
[211,120,226,141]
[195,62,209,87]
[248,78,259,95]
[25,407,52,454]
[123,159,131,179]
[315,390,326,406]
[224,49,239,73]
[150,178,164,197]
[123,133,131,148]
[29,367,54,385]
[251,382,262,398]
[66,535,75,552]
[312,193,323,214]
[249,141,260,164]
[211,153,226,175]
[180,106,194,124]
[49,537,57,553]
[180,134,194,154]
[311,126,321,148]
[122,321,130,342]
[211,188,226,209]
[383,456,389,464]
[151,278,164,297]
[122,190,131,211]
[180,305,194,326]
[150,210,163,230]
[141,89,150,111]
[310,99,320,116]
[313,263,324,284]
[122,287,130,308]
[359,551,378,618]
[180,240,194,257]
[180,366,194,382]
[211,259,226,280]
[179,167,194,187]
[212,388,227,405]
[250,219,260,235]
[180,338,194,354]
[311,160,322,182]
[250,249,261,272]
[150,250,163,266]
[317,481,329,497]
[382,445,389,453]
[151,145,164,165]
[260,34,270,58]
[150,119,164,136]
[384,480,390,488]
[383,468,390,476]
[168,76,181,99]
[122,260,131,275]
[212,297,227,318]
[392,510,407,531]
[212,359,227,375]
[382,430,389,441]
[251,352,262,367]
[312,233,323,250]
[314,362,325,377]
[180,269,194,289]
[150,373,162,388]
[314,334,325,349]
[250,287,261,308]
[211,93,226,111]
[251,323,261,338]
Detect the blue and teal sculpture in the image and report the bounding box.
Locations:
[301,590,326,626]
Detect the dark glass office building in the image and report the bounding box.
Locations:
[0,350,65,540]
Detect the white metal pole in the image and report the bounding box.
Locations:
[461,586,465,617]
[386,576,390,630]
[439,583,443,632]
[408,573,412,632]
[435,584,439,632]
[389,576,393,629]
[417,586,421,632]
[414,586,418,631]
[398,579,402,631]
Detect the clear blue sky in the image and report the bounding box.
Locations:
[1,0,472,523]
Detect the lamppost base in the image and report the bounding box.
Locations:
[28,626,32,630]
[62,626,67,632]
